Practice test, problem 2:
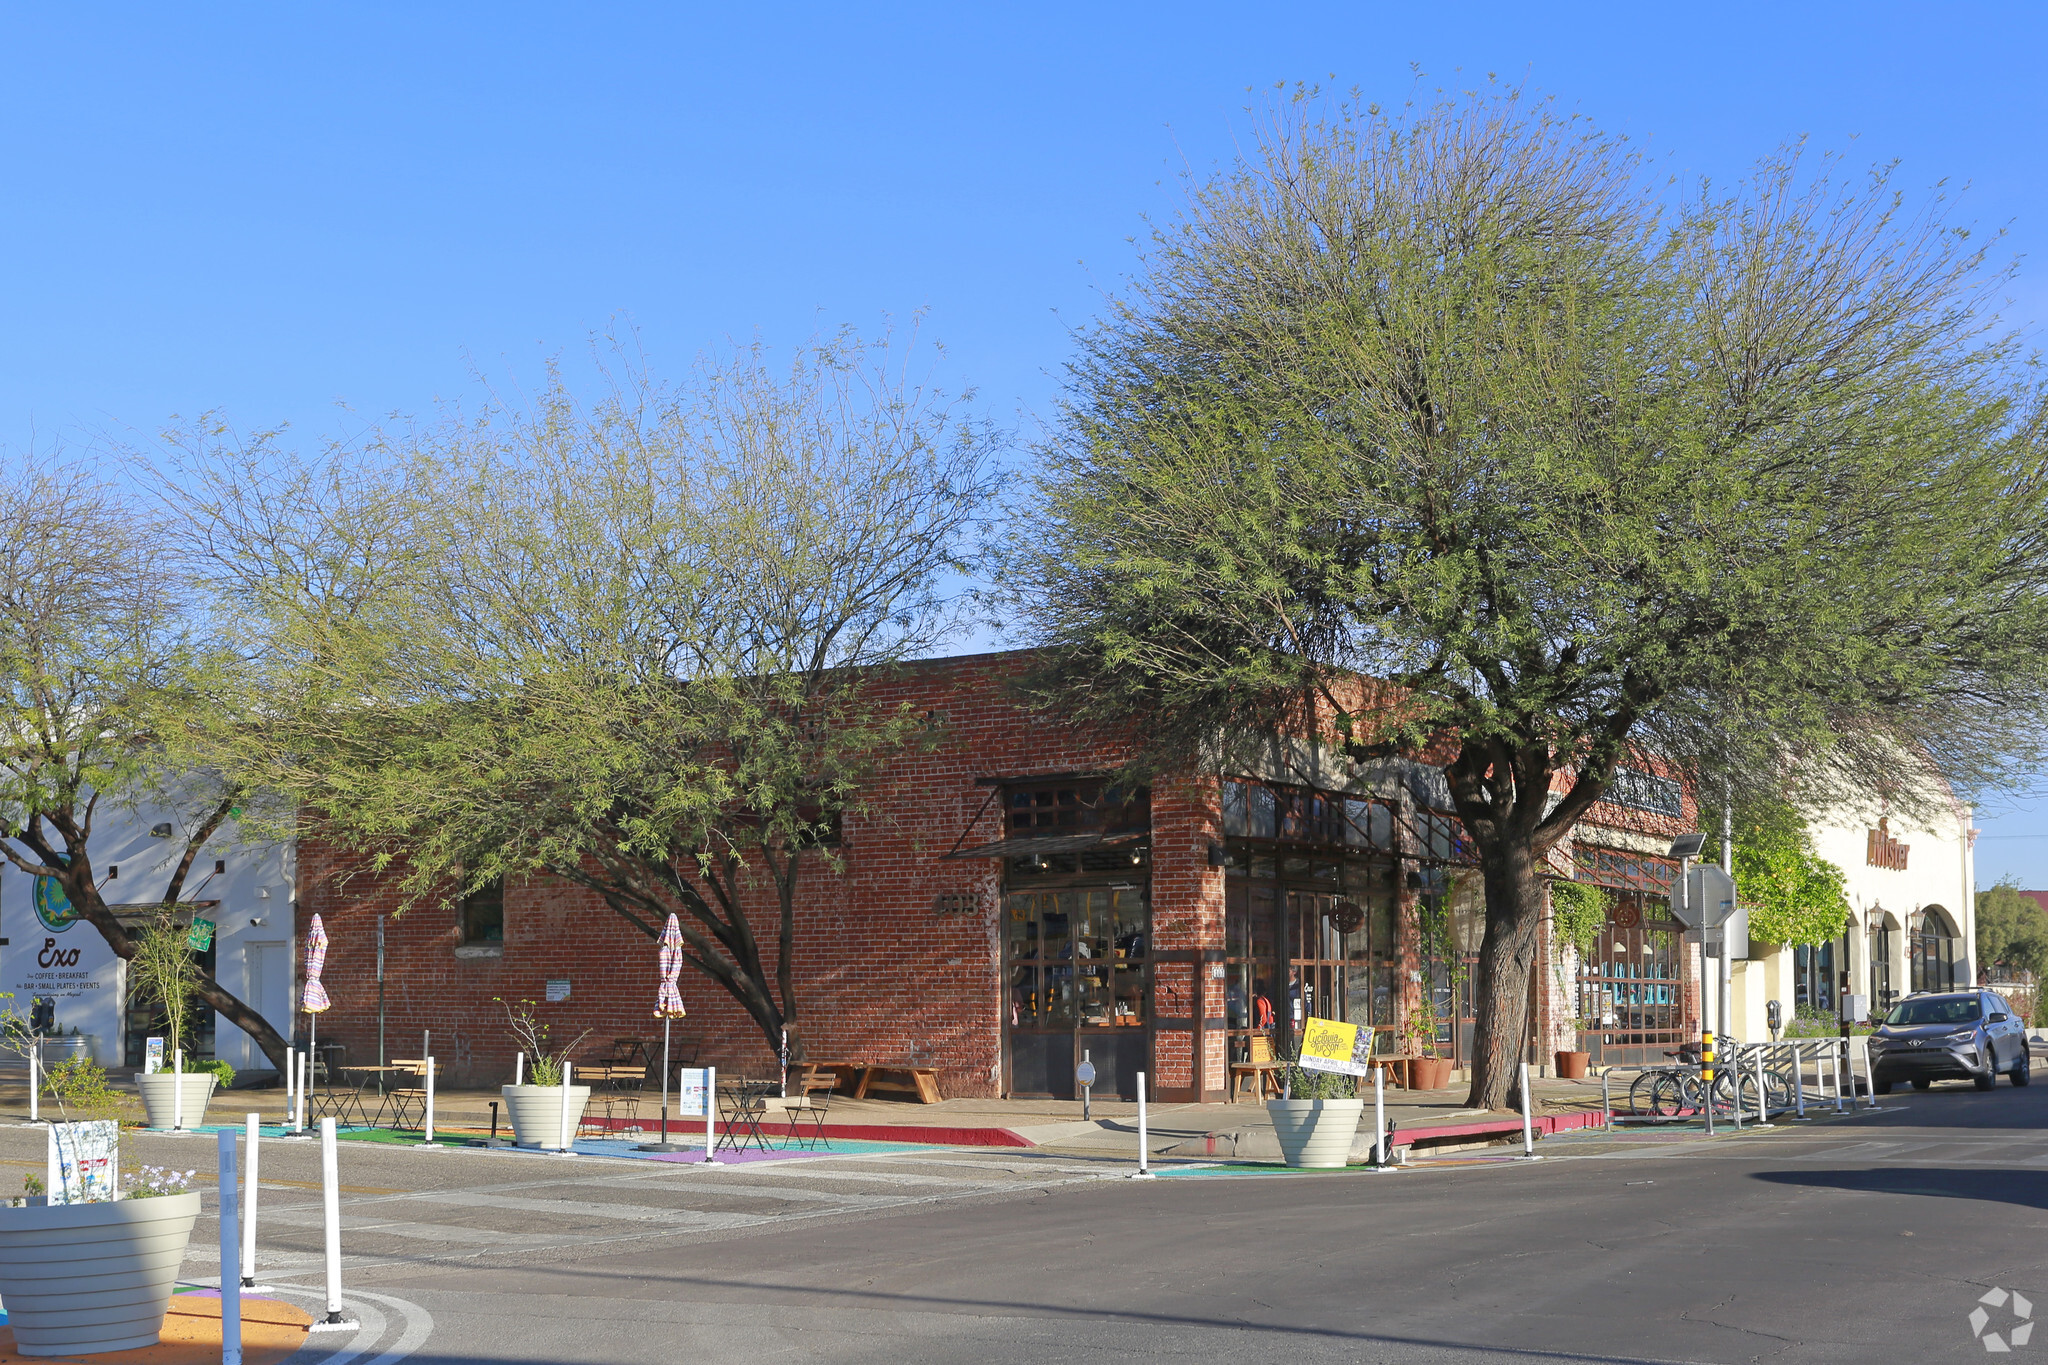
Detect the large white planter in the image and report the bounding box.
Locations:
[1267,1098,1366,1168]
[0,1190,201,1355]
[501,1084,592,1149]
[133,1073,218,1130]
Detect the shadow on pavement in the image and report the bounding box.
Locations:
[1752,1166,2048,1209]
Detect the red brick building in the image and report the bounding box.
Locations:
[297,650,1699,1100]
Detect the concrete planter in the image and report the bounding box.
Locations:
[0,1190,201,1355]
[501,1084,592,1149]
[133,1073,217,1130]
[1266,1098,1366,1168]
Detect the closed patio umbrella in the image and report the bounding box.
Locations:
[637,914,689,1152]
[301,914,331,1110]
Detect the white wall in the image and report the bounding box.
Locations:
[0,797,295,1072]
[1730,788,1975,1040]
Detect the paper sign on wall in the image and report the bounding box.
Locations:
[1297,1016,1376,1078]
[545,979,571,1003]
[673,1067,710,1118]
[47,1120,118,1204]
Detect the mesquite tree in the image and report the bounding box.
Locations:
[0,459,292,1071]
[186,332,1000,1059]
[1013,85,2048,1108]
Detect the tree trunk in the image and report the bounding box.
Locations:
[1463,833,1546,1112]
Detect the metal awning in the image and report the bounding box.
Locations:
[941,831,1148,861]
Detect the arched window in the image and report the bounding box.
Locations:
[1909,906,1961,994]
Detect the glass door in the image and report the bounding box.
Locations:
[1004,886,1149,1099]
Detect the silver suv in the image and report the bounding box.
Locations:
[1867,990,2030,1094]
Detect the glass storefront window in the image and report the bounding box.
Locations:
[1005,888,1149,1030]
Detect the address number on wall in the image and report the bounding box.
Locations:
[933,893,976,916]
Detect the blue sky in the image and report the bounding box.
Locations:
[4,4,2046,878]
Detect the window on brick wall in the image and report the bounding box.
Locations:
[460,879,504,944]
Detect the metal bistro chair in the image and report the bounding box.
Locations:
[573,1062,647,1137]
[715,1079,775,1154]
[783,1069,838,1150]
[385,1058,441,1131]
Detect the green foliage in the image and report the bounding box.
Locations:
[1282,1064,1358,1100]
[43,1055,123,1124]
[189,334,1000,1052]
[1550,881,1611,962]
[1009,85,2048,1105]
[193,1058,235,1088]
[127,913,201,1054]
[499,998,592,1088]
[1782,1006,1842,1038]
[1977,880,2048,979]
[1709,800,1853,948]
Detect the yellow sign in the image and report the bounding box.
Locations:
[1298,1015,1374,1077]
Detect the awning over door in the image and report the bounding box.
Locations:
[941,831,1148,861]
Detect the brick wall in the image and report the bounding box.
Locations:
[297,652,1190,1096]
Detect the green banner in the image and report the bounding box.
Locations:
[186,917,215,952]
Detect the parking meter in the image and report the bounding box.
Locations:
[1766,999,1783,1041]
[1077,1053,1096,1121]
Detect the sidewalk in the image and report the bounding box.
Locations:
[0,1063,1613,1162]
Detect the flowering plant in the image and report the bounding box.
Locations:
[123,1166,196,1199]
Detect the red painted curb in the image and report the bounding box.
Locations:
[572,1114,1033,1148]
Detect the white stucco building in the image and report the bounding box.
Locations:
[1729,789,1975,1039]
[0,800,297,1075]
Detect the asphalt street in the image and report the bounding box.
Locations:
[11,1071,2048,1364]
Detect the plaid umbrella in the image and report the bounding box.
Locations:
[655,913,687,1018]
[302,913,331,1013]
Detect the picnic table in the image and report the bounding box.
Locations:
[797,1060,942,1104]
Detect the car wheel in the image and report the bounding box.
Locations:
[1912,1079,1933,1091]
[2014,1052,2031,1088]
[1975,1070,1997,1091]
[1873,1079,1892,1095]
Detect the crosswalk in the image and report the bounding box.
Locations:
[181,1146,1125,1281]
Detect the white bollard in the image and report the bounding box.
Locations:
[306,1118,357,1332]
[1374,1066,1388,1166]
[240,1114,271,1291]
[1833,1040,1846,1112]
[701,1065,722,1165]
[1793,1043,1807,1119]
[419,1057,440,1148]
[556,1058,572,1152]
[514,1051,524,1086]
[1518,1061,1540,1160]
[283,1048,295,1130]
[218,1128,242,1365]
[28,1046,37,1124]
[1129,1071,1155,1179]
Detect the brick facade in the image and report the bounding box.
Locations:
[295,648,1696,1099]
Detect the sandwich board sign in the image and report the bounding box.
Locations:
[1297,1016,1376,1078]
[674,1067,710,1118]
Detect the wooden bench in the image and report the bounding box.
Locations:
[794,1061,867,1095]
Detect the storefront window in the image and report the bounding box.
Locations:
[1909,908,1961,994]
[1570,853,1687,1066]
[1794,940,1836,1014]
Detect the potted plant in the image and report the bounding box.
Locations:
[126,912,224,1128]
[497,998,594,1149]
[1549,881,1610,1080]
[1265,1061,1366,1168]
[0,1059,202,1354]
[1400,1007,1455,1091]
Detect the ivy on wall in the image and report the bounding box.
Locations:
[1710,800,1853,947]
[1549,880,1611,962]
